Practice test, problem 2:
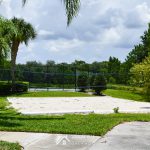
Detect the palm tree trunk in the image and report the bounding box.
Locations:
[11,40,20,92]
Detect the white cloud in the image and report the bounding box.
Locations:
[38,29,54,37]
[136,3,150,24]
[0,0,150,63]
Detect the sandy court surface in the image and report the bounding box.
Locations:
[7,96,150,114]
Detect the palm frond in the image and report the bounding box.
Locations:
[0,38,10,60]
[62,0,80,26]
[11,17,37,46]
[22,0,26,6]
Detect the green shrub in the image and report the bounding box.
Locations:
[0,81,29,95]
[144,83,150,102]
[0,82,12,95]
[109,77,116,84]
[77,73,88,92]
[93,74,107,95]
[15,82,29,93]
[113,107,119,114]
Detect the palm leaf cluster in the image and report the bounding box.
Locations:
[11,17,36,46]
[23,0,80,25]
[0,17,16,64]
[62,0,80,25]
[1,0,80,25]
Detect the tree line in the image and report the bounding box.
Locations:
[1,22,150,89]
[0,0,149,94]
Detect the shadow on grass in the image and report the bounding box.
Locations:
[1,92,29,97]
[0,120,22,127]
[0,113,65,121]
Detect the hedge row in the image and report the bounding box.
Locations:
[107,84,143,94]
[0,81,29,95]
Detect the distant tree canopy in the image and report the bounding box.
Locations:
[0,11,150,88]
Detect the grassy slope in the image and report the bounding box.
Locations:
[104,89,145,102]
[9,91,92,97]
[0,141,21,150]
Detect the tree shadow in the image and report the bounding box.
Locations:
[1,92,29,97]
[0,114,65,121]
[0,120,22,127]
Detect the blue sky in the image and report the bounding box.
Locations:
[0,0,150,64]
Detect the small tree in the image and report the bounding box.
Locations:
[93,74,107,95]
[130,55,150,100]
[77,73,88,92]
[130,55,150,86]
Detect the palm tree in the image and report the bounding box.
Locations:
[22,0,80,25]
[10,17,36,89]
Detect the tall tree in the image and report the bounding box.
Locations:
[122,23,150,83]
[10,17,36,88]
[125,23,150,71]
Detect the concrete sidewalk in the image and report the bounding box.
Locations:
[91,122,150,150]
[0,122,150,150]
[0,132,100,150]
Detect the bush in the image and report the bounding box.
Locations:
[130,55,150,87]
[113,107,119,114]
[0,82,12,95]
[144,83,150,102]
[77,73,88,92]
[0,81,29,95]
[109,77,116,84]
[15,82,29,93]
[92,74,107,95]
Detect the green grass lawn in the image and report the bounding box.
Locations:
[8,91,92,97]
[0,141,21,150]
[0,97,150,136]
[107,84,143,94]
[104,89,146,102]
[0,109,150,136]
